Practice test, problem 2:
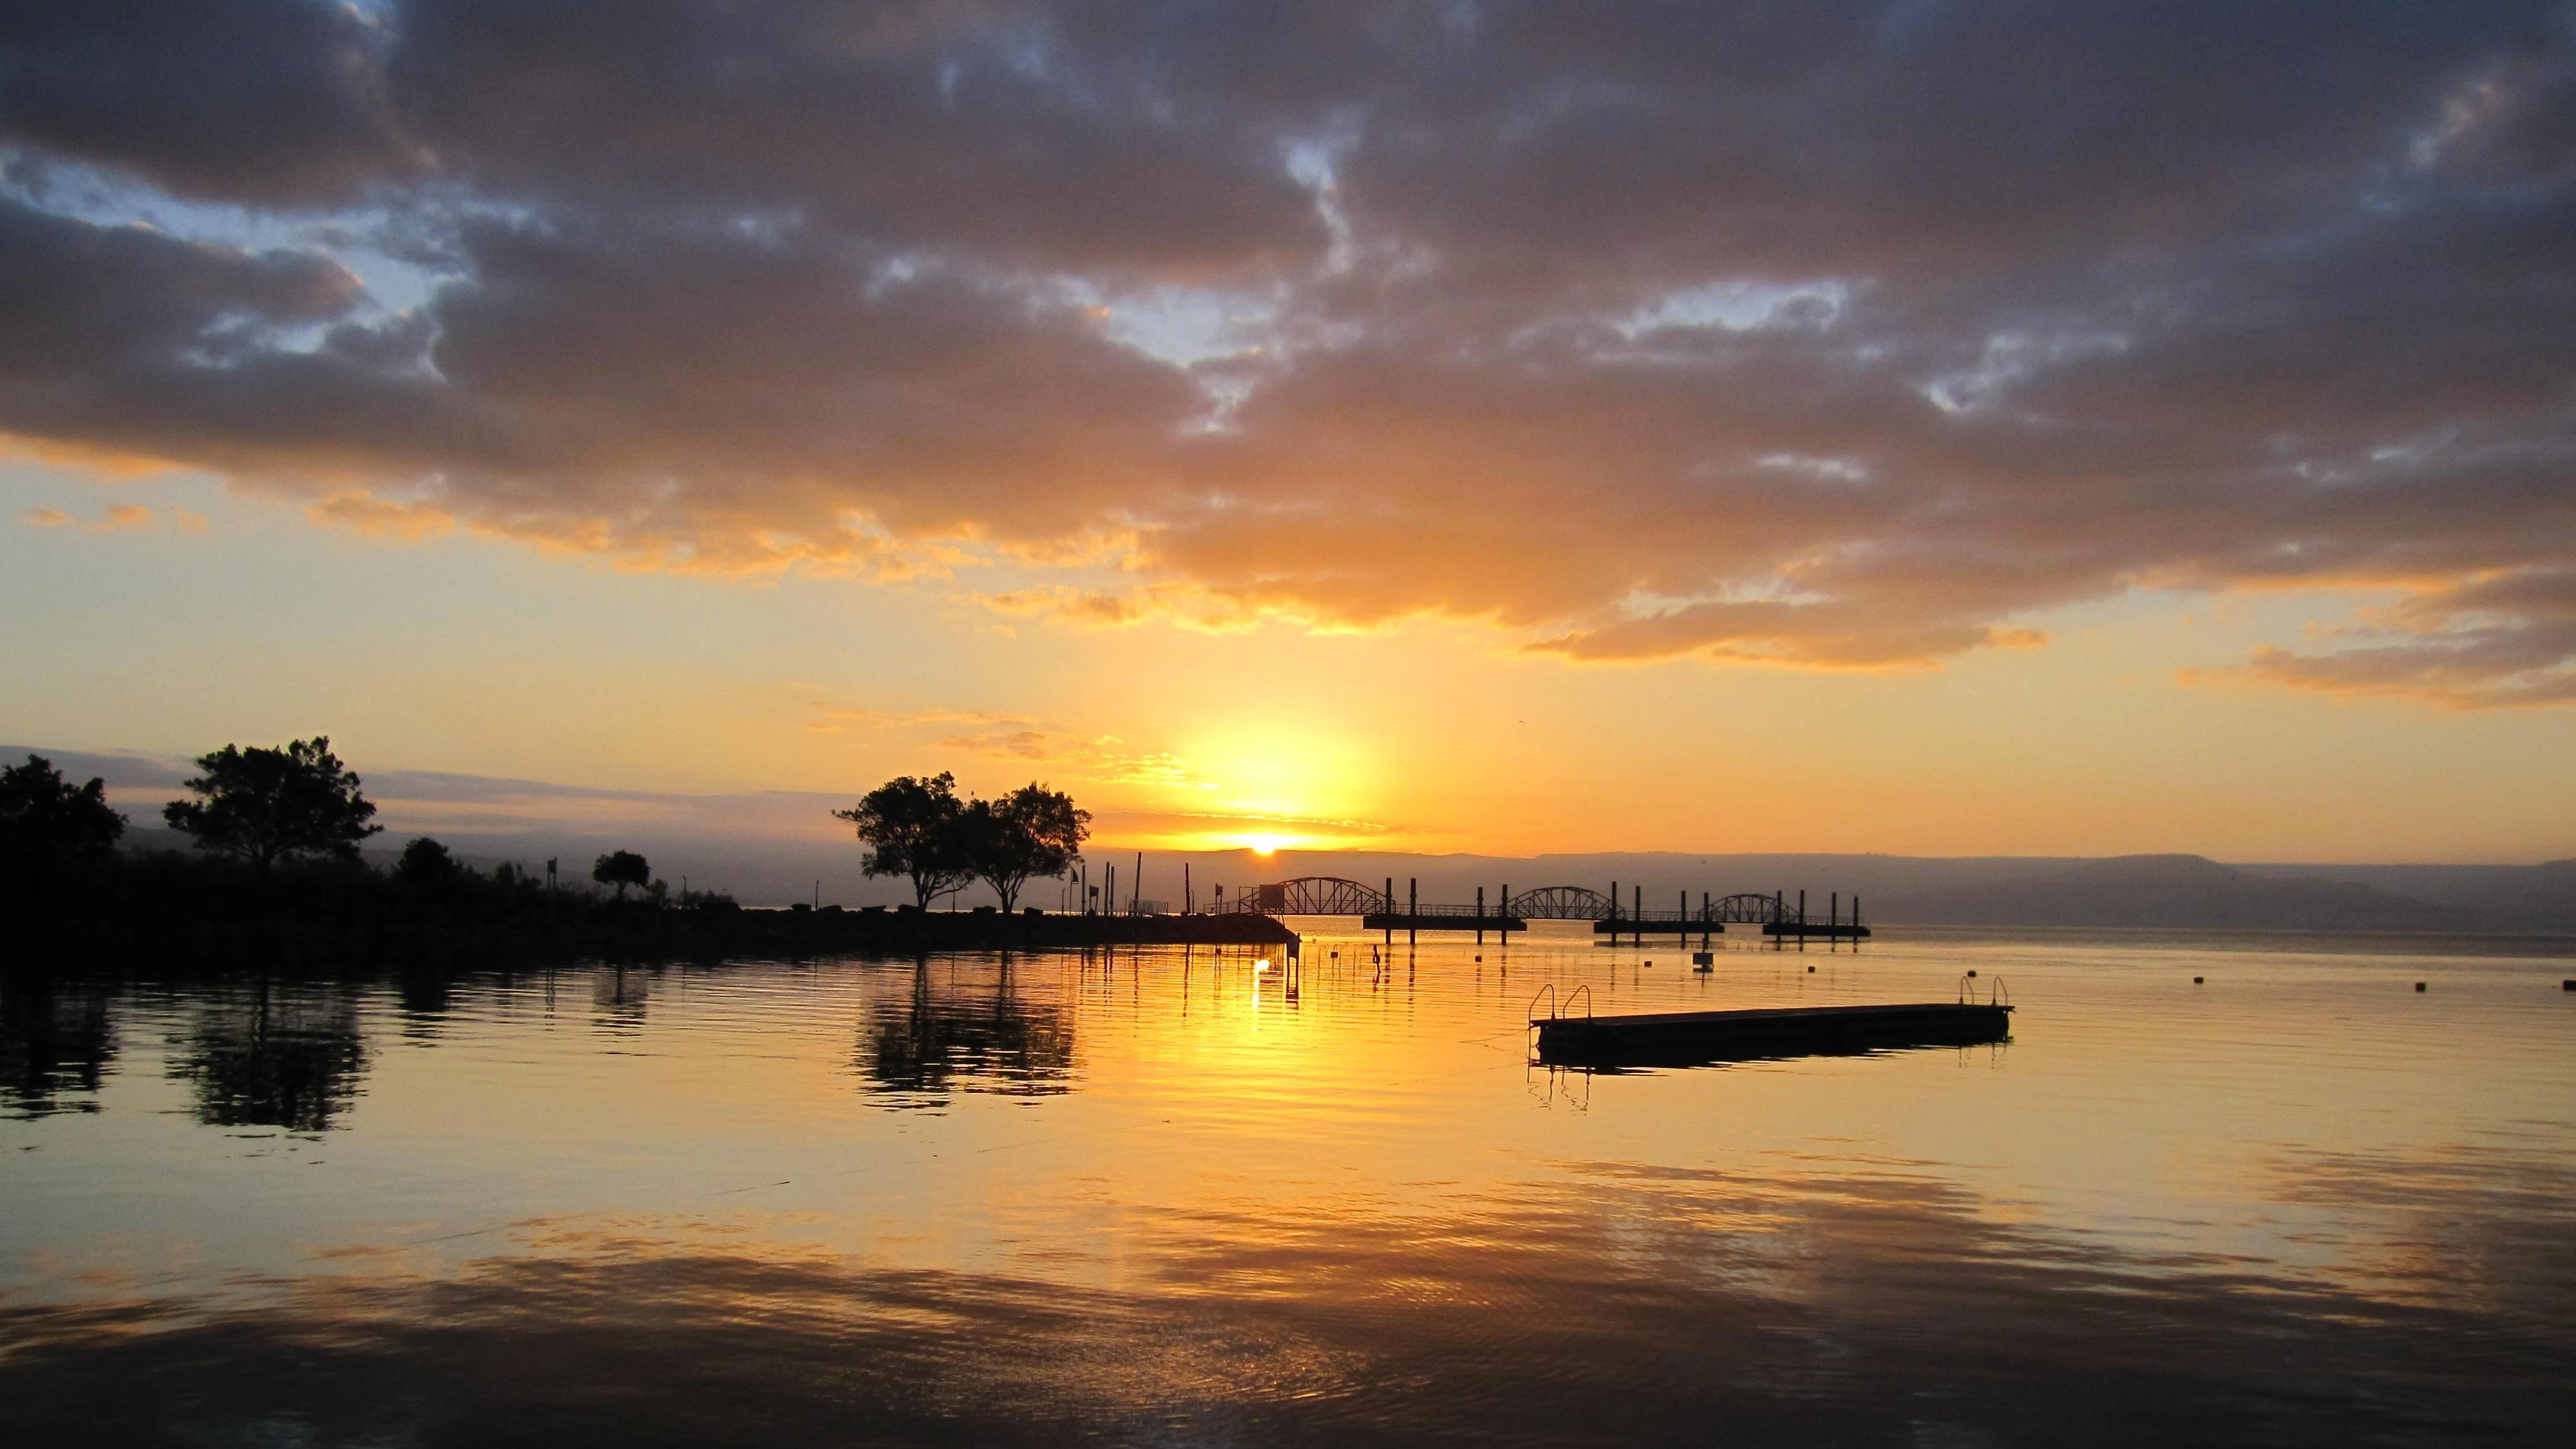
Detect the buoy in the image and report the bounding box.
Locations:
[1474,955,1482,962]
[1806,965,1815,973]
[2414,981,2427,992]
[2193,976,2204,985]
[1966,969,1978,978]
[2563,980,2574,991]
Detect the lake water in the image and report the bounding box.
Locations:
[5,923,2572,1446]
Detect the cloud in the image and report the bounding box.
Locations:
[22,506,69,527]
[305,491,451,540]
[90,502,150,532]
[0,0,415,204]
[932,728,1206,790]
[2204,569,2576,708]
[1,3,2575,701]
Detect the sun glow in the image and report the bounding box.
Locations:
[1243,833,1287,855]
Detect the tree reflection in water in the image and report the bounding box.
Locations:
[0,976,116,1119]
[166,977,368,1132]
[591,964,651,1036]
[857,957,1073,1105]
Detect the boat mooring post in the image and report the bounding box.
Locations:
[1477,886,1485,943]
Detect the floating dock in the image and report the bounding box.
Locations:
[1593,917,1725,936]
[1362,912,1528,933]
[1761,922,1872,940]
[1532,1001,2010,1068]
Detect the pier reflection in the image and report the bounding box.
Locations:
[856,958,1074,1104]
[165,978,368,1132]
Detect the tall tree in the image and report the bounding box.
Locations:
[835,772,973,909]
[0,754,126,882]
[592,850,650,900]
[963,783,1090,913]
[396,837,462,884]
[163,738,379,871]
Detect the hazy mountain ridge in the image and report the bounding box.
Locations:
[1870,854,2477,932]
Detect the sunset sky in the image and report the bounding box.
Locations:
[5,1,2574,863]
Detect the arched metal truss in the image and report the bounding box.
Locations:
[1513,889,1794,923]
[1508,886,1615,920]
[1227,876,1392,916]
[1710,893,1790,923]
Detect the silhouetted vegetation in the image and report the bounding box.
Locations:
[592,849,651,900]
[1,741,1283,970]
[837,773,976,908]
[837,774,1088,912]
[963,785,1090,913]
[163,737,380,871]
[1,754,126,887]
[396,836,460,884]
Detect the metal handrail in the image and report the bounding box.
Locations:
[1526,982,1595,1021]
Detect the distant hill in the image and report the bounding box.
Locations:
[1871,855,2473,932]
[2232,859,2576,932]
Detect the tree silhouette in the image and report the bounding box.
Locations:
[396,836,460,884]
[835,772,973,908]
[963,783,1089,913]
[0,754,126,883]
[163,738,379,871]
[592,850,650,900]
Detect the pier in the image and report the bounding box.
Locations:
[1218,876,1870,946]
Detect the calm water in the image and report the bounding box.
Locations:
[5,923,2572,1446]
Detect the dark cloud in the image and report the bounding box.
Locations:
[0,0,410,204]
[3,2,2576,700]
[386,0,1327,277]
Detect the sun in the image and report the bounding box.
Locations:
[1242,833,1287,855]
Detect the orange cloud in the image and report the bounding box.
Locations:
[305,492,453,540]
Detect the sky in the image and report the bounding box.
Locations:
[3,1,2575,864]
